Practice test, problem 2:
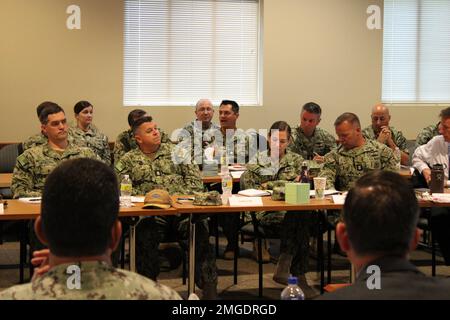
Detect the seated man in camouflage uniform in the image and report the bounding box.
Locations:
[69,100,111,165]
[0,158,181,300]
[113,109,171,164]
[319,112,397,191]
[22,101,74,151]
[362,103,409,165]
[214,100,258,260]
[416,122,441,146]
[241,121,317,298]
[289,102,336,163]
[176,98,220,166]
[115,116,218,299]
[12,103,98,252]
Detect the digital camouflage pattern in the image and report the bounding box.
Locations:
[115,143,217,287]
[319,139,397,191]
[22,132,75,151]
[115,143,204,195]
[416,123,440,146]
[113,128,171,164]
[362,125,409,154]
[240,150,313,275]
[193,191,222,206]
[177,120,221,165]
[0,261,181,300]
[69,125,111,165]
[11,143,98,198]
[289,126,337,160]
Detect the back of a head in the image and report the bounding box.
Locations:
[302,102,322,116]
[128,109,147,127]
[38,103,64,125]
[343,170,419,257]
[220,100,239,114]
[41,158,120,257]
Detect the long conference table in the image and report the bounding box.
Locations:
[0,190,445,297]
[0,167,412,188]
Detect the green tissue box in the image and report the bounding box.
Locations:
[285,183,310,204]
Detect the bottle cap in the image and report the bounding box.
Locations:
[287,275,298,285]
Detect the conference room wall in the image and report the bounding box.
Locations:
[0,0,441,142]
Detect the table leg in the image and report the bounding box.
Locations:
[129,224,136,272]
[188,214,196,296]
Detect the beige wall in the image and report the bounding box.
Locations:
[0,0,442,142]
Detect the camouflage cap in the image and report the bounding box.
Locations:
[271,186,285,201]
[193,191,222,206]
[143,189,172,209]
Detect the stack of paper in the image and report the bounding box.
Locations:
[238,189,271,197]
[331,195,347,204]
[18,197,41,204]
[431,193,450,203]
[309,190,341,197]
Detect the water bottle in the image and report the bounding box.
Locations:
[300,161,309,183]
[120,174,132,208]
[394,147,401,170]
[221,170,233,205]
[280,276,305,300]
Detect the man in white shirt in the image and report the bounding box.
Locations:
[412,107,450,266]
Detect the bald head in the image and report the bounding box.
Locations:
[371,103,391,134]
[195,98,214,124]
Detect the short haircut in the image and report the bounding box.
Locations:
[41,158,120,257]
[439,107,450,120]
[132,116,153,136]
[195,99,213,110]
[74,100,93,114]
[343,170,419,257]
[127,109,147,127]
[220,100,239,114]
[334,112,361,128]
[38,103,65,125]
[302,102,322,116]
[36,101,56,118]
[269,121,292,139]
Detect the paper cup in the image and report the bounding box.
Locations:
[313,177,326,200]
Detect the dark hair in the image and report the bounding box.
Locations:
[302,102,322,116]
[269,121,292,139]
[127,109,147,127]
[38,103,65,125]
[36,101,57,118]
[343,170,419,257]
[220,100,239,114]
[439,107,450,120]
[41,158,119,257]
[74,101,93,114]
[334,112,361,128]
[132,116,153,135]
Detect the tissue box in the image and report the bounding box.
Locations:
[285,183,310,204]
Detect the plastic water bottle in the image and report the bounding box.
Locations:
[120,174,132,208]
[280,276,305,300]
[394,147,401,170]
[221,170,233,205]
